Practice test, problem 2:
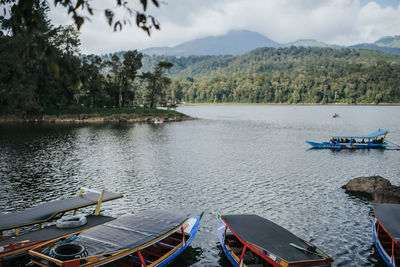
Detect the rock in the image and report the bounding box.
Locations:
[374,186,400,203]
[343,176,400,203]
[342,176,392,198]
[118,116,127,122]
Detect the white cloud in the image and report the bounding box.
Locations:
[48,0,400,54]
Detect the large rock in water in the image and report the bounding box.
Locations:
[342,176,400,203]
[374,186,400,203]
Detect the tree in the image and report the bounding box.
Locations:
[107,50,143,107]
[142,61,173,108]
[0,2,83,114]
[80,55,106,106]
[121,50,143,107]
[1,0,161,33]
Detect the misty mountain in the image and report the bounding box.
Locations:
[141,30,280,56]
[350,36,400,55]
[140,30,400,57]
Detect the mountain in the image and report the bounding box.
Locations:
[141,30,280,56]
[285,39,341,49]
[350,36,400,55]
[137,30,400,58]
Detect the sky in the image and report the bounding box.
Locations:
[48,0,400,55]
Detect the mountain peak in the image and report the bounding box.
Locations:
[141,29,280,57]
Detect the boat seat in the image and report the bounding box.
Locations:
[0,190,123,231]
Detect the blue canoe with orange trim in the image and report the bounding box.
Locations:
[218,214,333,267]
[372,203,400,267]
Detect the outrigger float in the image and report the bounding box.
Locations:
[218,214,333,267]
[372,203,400,267]
[29,210,203,267]
[0,188,122,266]
[306,129,388,149]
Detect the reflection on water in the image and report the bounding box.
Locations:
[1,105,400,266]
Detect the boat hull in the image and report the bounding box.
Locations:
[218,218,240,267]
[0,215,115,267]
[30,212,202,267]
[306,141,387,149]
[156,215,201,267]
[372,218,396,267]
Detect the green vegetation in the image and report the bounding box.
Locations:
[0,3,174,119]
[140,47,400,104]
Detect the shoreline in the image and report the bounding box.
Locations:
[179,102,400,106]
[0,109,195,124]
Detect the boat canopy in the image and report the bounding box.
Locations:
[330,130,387,139]
[374,203,400,242]
[71,210,187,255]
[222,214,322,262]
[0,190,123,231]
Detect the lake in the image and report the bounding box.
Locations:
[1,105,400,266]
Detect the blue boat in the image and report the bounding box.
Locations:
[306,129,388,149]
[218,214,333,267]
[372,204,400,267]
[29,210,203,267]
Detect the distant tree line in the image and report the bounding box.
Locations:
[144,47,400,104]
[0,3,173,115]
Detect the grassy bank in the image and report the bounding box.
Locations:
[0,107,194,124]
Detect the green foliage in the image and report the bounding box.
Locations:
[150,46,400,104]
[0,4,160,116]
[141,61,173,108]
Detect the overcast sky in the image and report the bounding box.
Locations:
[49,0,400,55]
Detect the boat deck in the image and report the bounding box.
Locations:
[0,191,123,231]
[0,215,115,247]
[374,203,400,242]
[66,210,187,256]
[222,214,323,262]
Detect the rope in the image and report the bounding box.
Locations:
[386,140,400,150]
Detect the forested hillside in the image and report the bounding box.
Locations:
[140,47,400,104]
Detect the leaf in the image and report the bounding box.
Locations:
[136,13,146,27]
[76,0,84,10]
[87,7,93,15]
[151,16,160,30]
[105,9,114,26]
[74,15,84,30]
[142,25,150,36]
[151,0,159,7]
[114,21,122,31]
[140,0,147,11]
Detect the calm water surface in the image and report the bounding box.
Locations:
[1,105,400,266]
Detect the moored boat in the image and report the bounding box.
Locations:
[29,210,203,266]
[306,129,388,149]
[372,203,400,267]
[0,188,123,266]
[218,214,333,267]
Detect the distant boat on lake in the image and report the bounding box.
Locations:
[306,129,388,149]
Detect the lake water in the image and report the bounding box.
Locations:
[1,105,400,266]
